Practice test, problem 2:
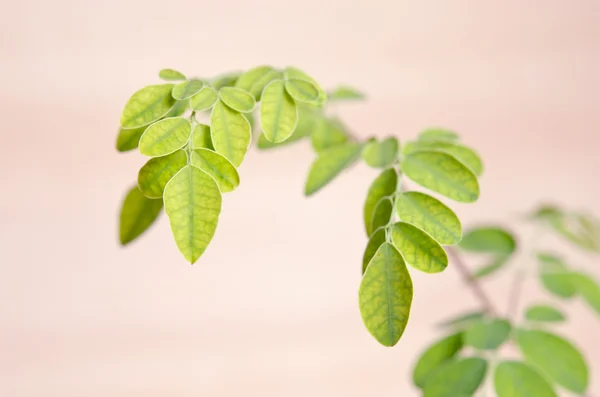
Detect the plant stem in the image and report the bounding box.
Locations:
[446,246,498,316]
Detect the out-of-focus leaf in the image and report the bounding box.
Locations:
[494,361,558,397]
[120,84,176,129]
[362,227,386,274]
[304,142,362,196]
[235,66,281,100]
[364,168,397,236]
[391,222,448,273]
[327,85,365,101]
[159,68,186,81]
[119,185,163,245]
[473,255,510,279]
[210,100,251,167]
[525,305,566,323]
[437,311,486,329]
[362,137,399,168]
[464,318,511,350]
[459,227,516,255]
[211,72,240,90]
[571,273,600,315]
[422,357,487,397]
[413,332,463,388]
[537,253,577,299]
[137,150,187,198]
[311,117,348,152]
[418,128,459,142]
[116,125,146,152]
[139,117,192,157]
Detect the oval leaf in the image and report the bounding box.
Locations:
[304,142,362,196]
[192,124,214,150]
[422,357,487,397]
[525,305,566,323]
[362,137,399,168]
[260,80,298,143]
[284,78,319,102]
[235,66,281,100]
[459,227,516,255]
[163,165,222,264]
[190,86,218,111]
[191,149,240,193]
[418,128,459,142]
[137,150,188,198]
[370,198,393,234]
[572,273,600,315]
[362,227,386,274]
[364,168,397,236]
[258,106,316,150]
[172,79,204,100]
[165,100,188,118]
[210,100,251,167]
[359,243,413,347]
[119,186,163,245]
[464,318,511,350]
[516,329,588,393]
[139,117,192,157]
[211,72,240,90]
[116,125,146,152]
[218,86,256,113]
[327,85,365,101]
[159,68,186,81]
[538,253,576,298]
[311,117,348,152]
[404,140,483,176]
[283,67,326,106]
[402,150,479,203]
[438,311,486,329]
[494,361,558,397]
[395,191,461,245]
[120,84,176,129]
[391,222,448,273]
[413,332,464,388]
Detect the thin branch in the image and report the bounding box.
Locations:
[506,267,526,321]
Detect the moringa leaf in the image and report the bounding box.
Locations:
[364,168,397,236]
[516,328,588,393]
[464,318,511,350]
[362,227,386,274]
[459,227,516,255]
[327,85,365,101]
[283,66,326,106]
[402,150,479,203]
[235,66,281,100]
[525,305,566,323]
[413,332,463,388]
[120,84,176,129]
[304,142,362,196]
[571,273,600,315]
[257,106,316,149]
[395,191,461,245]
[473,255,510,279]
[284,78,320,103]
[362,137,399,168]
[370,197,393,234]
[494,361,558,397]
[218,86,256,113]
[438,311,486,329]
[404,140,483,176]
[311,117,348,152]
[172,79,204,100]
[116,125,146,152]
[538,253,577,299]
[159,68,186,81]
[139,117,192,157]
[163,165,222,264]
[190,86,218,111]
[359,243,413,347]
[391,222,448,273]
[191,124,214,150]
[422,357,487,397]
[260,80,298,143]
[211,72,240,90]
[137,150,188,198]
[191,148,240,193]
[418,128,459,142]
[119,185,163,245]
[165,100,188,117]
[210,100,251,167]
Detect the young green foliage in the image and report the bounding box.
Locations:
[463,318,511,350]
[119,186,163,245]
[421,357,487,397]
[494,361,558,397]
[412,332,464,388]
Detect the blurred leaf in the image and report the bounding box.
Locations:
[362,227,386,274]
[418,128,459,142]
[218,87,256,113]
[363,168,397,236]
[311,117,348,152]
[235,66,281,100]
[402,150,479,203]
[464,318,511,350]
[304,142,362,196]
[525,305,566,323]
[191,148,240,193]
[422,357,487,397]
[391,222,448,273]
[165,100,188,117]
[362,137,399,168]
[191,124,214,150]
[120,84,176,129]
[260,80,298,143]
[172,79,204,100]
[494,361,558,397]
[359,243,413,347]
[116,125,146,152]
[438,311,486,329]
[459,227,516,255]
[327,85,365,101]
[159,68,186,81]
[119,185,163,245]
[516,328,588,393]
[537,253,577,299]
[139,117,192,157]
[211,72,240,90]
[571,273,600,315]
[210,100,251,167]
[284,78,320,103]
[137,150,187,198]
[190,87,218,111]
[370,197,393,234]
[404,141,483,176]
[413,332,463,388]
[473,255,510,279]
[532,206,600,252]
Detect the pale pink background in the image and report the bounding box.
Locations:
[1,0,599,396]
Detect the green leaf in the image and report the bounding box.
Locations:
[395,191,461,245]
[260,80,298,143]
[165,100,188,118]
[304,142,362,196]
[191,124,214,150]
[211,72,240,90]
[210,100,251,167]
[191,148,240,193]
[137,150,188,198]
[418,128,459,142]
[422,357,487,397]
[538,253,576,299]
[190,86,218,111]
[283,66,326,106]
[139,117,192,157]
[163,165,222,264]
[120,84,176,129]
[402,150,479,203]
[363,169,398,236]
[119,186,163,245]
[459,227,516,255]
[172,79,204,100]
[404,141,483,176]
[413,332,463,388]
[362,227,386,274]
[159,68,186,81]
[494,361,558,397]
[116,125,146,152]
[438,311,486,329]
[327,85,365,101]
[370,197,393,233]
[284,78,319,102]
[218,86,256,113]
[359,243,413,347]
[464,318,511,350]
[525,305,566,323]
[235,66,281,100]
[572,273,600,315]
[257,106,315,149]
[516,329,588,393]
[473,255,510,279]
[311,117,348,152]
[362,137,399,168]
[547,212,600,252]
[391,222,448,273]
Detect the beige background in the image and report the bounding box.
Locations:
[1,0,599,396]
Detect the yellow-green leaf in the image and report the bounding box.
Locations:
[283,67,326,106]
[139,117,192,157]
[473,255,510,279]
[159,68,186,81]
[391,222,448,273]
[218,86,256,113]
[464,318,511,350]
[328,85,365,101]
[438,311,486,329]
[211,71,240,90]
[525,305,566,323]
[172,79,204,100]
[572,273,600,315]
[257,106,316,149]
[364,168,397,236]
[422,357,487,397]
[137,150,188,198]
[284,78,319,102]
[190,86,218,111]
[304,142,362,196]
[494,361,558,397]
[163,165,222,264]
[120,84,176,129]
[362,137,399,168]
[235,65,281,100]
[395,191,461,245]
[362,227,386,274]
[403,150,479,203]
[119,186,163,245]
[210,100,251,167]
[413,332,464,388]
[116,125,146,152]
[191,124,214,150]
[165,100,188,117]
[418,128,459,142]
[260,80,298,143]
[538,253,577,298]
[404,140,483,176]
[359,243,413,347]
[459,227,516,254]
[191,148,240,193]
[371,197,393,233]
[311,117,348,152]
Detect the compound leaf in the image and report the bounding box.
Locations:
[572,273,600,315]
[137,150,187,198]
[538,253,577,299]
[139,117,192,157]
[364,168,397,236]
[210,100,251,167]
[284,78,319,102]
[459,227,516,255]
[191,124,214,150]
[191,148,240,193]
[190,86,218,111]
[494,361,558,397]
[422,357,487,397]
[362,137,399,168]
[391,222,448,273]
[260,80,298,143]
[120,84,176,129]
[119,185,163,245]
[218,86,256,113]
[404,140,483,176]
[172,79,204,100]
[413,332,464,388]
[159,68,186,81]
[464,318,511,350]
[235,65,281,100]
[304,142,362,196]
[327,85,365,101]
[362,227,386,274]
[525,305,566,323]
